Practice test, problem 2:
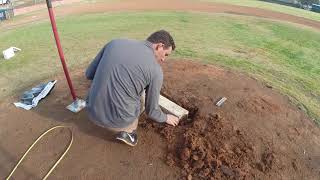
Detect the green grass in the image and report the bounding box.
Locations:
[197,0,320,22]
[0,12,319,124]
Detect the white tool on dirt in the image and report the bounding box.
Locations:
[159,95,189,120]
[66,99,86,113]
[216,97,227,107]
[2,47,21,60]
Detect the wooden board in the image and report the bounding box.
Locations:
[159,95,189,120]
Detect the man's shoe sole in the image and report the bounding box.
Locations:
[116,137,137,147]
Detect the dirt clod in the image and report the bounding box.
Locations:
[221,165,235,177]
[261,150,275,171]
[187,174,192,180]
[180,148,191,160]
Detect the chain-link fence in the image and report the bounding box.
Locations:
[11,0,47,8]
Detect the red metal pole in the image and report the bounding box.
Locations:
[46,0,77,101]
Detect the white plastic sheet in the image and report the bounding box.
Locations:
[2,47,21,60]
[14,80,57,110]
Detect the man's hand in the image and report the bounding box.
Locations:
[166,114,179,126]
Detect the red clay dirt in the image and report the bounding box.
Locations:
[1,60,319,179]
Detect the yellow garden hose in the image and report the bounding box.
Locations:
[6,126,73,180]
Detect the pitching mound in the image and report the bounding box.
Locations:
[0,60,319,179]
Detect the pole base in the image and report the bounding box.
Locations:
[66,98,86,113]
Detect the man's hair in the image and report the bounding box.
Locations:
[147,30,176,50]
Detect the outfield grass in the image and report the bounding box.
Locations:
[0,12,319,124]
[197,0,320,22]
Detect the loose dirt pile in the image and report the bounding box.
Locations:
[140,113,257,179]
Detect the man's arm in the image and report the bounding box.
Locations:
[85,45,106,80]
[145,71,167,123]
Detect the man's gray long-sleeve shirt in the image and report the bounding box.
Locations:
[86,39,167,128]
